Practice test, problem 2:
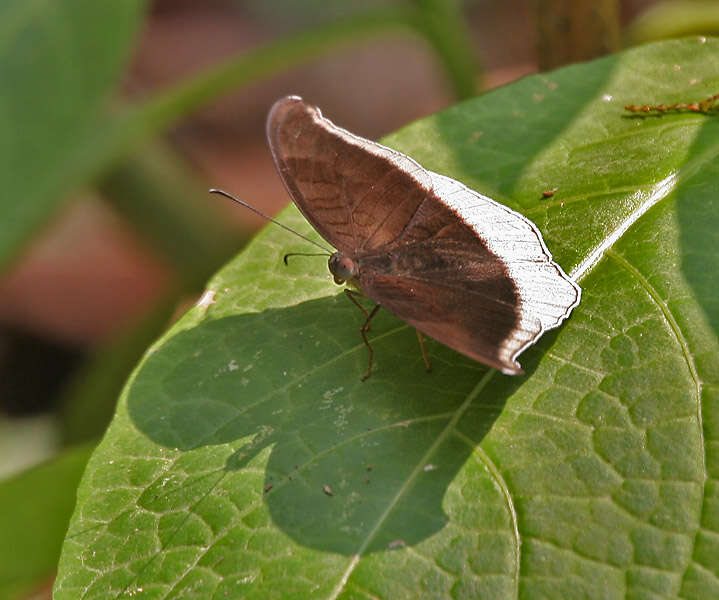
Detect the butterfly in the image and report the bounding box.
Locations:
[260,95,580,380]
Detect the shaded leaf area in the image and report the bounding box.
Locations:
[0,0,145,266]
[55,38,719,598]
[58,305,517,598]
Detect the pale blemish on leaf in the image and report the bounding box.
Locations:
[322,387,344,401]
[196,290,216,309]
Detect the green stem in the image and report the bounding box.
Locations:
[103,7,416,164]
[409,0,480,98]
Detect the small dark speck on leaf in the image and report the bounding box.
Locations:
[366,465,373,471]
[323,484,334,496]
[264,483,273,493]
[388,539,406,549]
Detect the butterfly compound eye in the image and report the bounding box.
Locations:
[329,253,358,285]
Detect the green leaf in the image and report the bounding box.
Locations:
[55,38,719,598]
[0,0,145,267]
[0,443,93,599]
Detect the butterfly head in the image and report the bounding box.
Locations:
[329,253,359,287]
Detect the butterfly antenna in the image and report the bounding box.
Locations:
[283,252,329,265]
[210,189,333,254]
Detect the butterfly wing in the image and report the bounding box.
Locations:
[266,96,433,254]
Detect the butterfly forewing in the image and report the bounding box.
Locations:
[267,96,433,255]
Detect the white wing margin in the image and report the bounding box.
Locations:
[429,172,581,371]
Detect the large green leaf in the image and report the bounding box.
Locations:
[55,38,719,598]
[0,0,145,266]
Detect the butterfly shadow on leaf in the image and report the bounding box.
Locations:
[127,295,528,555]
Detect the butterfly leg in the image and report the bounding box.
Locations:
[345,288,377,332]
[416,330,432,372]
[344,290,381,380]
[359,305,382,381]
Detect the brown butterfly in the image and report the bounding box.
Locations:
[220,96,581,380]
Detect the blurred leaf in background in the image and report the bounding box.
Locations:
[0,0,145,266]
[626,0,719,44]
